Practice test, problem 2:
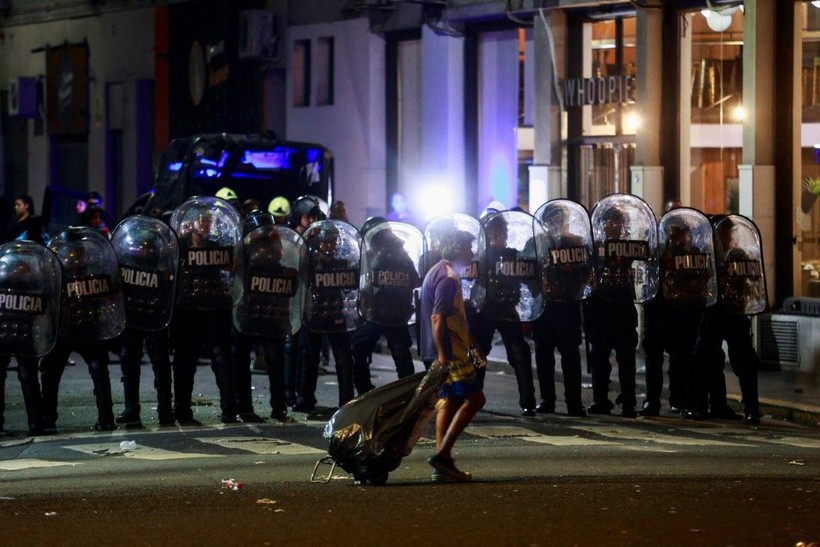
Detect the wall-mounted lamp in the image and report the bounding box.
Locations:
[732,105,745,122]
[701,9,733,33]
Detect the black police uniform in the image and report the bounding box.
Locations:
[172,235,237,424]
[295,250,355,411]
[352,233,419,395]
[471,244,537,415]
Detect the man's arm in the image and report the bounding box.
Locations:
[430,312,449,364]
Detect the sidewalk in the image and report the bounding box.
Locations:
[480,337,820,428]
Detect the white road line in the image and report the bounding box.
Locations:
[573,425,755,447]
[466,425,543,438]
[743,436,820,449]
[195,437,326,455]
[0,459,79,471]
[64,443,220,461]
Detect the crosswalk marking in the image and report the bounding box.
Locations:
[0,459,78,471]
[467,426,543,438]
[573,425,755,447]
[519,435,617,447]
[743,436,820,449]
[64,443,221,461]
[195,437,325,455]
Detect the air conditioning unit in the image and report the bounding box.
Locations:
[238,10,276,59]
[758,312,820,372]
[7,77,37,118]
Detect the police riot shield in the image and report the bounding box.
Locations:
[170,195,242,311]
[423,213,481,301]
[0,241,61,357]
[358,221,423,327]
[471,210,544,322]
[110,215,179,331]
[48,227,126,342]
[713,214,767,315]
[658,208,717,308]
[590,194,659,304]
[303,219,361,333]
[233,222,306,337]
[533,199,594,302]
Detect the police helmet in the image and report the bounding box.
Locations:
[268,196,291,218]
[290,195,325,228]
[215,187,239,202]
[244,210,275,235]
[360,216,387,236]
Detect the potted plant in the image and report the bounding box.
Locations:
[801,176,820,213]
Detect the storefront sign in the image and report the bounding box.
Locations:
[563,75,635,107]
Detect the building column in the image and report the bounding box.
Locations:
[420,26,466,213]
[529,9,565,212]
[630,5,664,215]
[740,0,776,304]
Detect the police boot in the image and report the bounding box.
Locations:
[116,378,143,427]
[92,378,117,431]
[212,362,239,424]
[155,382,175,426]
[19,380,45,436]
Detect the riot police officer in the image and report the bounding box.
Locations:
[0,240,60,435]
[169,197,242,424]
[233,210,304,421]
[586,196,658,418]
[694,215,765,425]
[353,218,421,395]
[470,212,540,416]
[41,227,126,431]
[531,200,594,417]
[111,214,179,427]
[295,220,358,410]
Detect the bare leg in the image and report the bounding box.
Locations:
[435,391,486,458]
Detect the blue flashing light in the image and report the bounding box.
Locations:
[306,148,322,163]
[166,162,183,172]
[194,168,220,178]
[241,150,290,170]
[199,158,218,167]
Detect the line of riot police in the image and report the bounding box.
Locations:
[0,192,767,434]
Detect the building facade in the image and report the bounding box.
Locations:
[0,0,817,307]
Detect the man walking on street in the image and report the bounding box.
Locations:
[420,230,485,482]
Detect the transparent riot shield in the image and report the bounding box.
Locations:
[0,241,61,357]
[48,227,126,342]
[533,199,594,302]
[170,195,242,311]
[472,210,544,322]
[590,194,659,304]
[358,221,423,327]
[233,224,306,338]
[658,207,717,308]
[110,215,179,331]
[303,219,361,333]
[423,213,481,301]
[713,214,767,315]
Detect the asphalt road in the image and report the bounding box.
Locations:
[1,354,819,546]
[2,409,820,546]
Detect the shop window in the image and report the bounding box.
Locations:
[292,39,311,107]
[800,3,820,297]
[687,8,744,217]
